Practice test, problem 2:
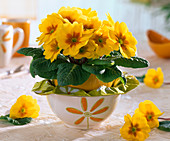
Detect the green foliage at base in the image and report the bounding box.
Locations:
[158,121,170,132]
[32,75,139,96]
[0,114,32,125]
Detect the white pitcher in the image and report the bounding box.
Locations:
[0,24,24,67]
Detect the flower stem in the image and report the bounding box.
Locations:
[164,82,170,85]
[158,117,170,120]
[87,117,89,129]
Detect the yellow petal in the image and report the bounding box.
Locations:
[119,22,128,33]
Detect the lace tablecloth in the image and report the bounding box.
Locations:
[0,41,170,141]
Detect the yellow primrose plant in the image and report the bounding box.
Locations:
[17,7,149,94]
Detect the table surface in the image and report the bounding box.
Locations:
[0,41,170,141]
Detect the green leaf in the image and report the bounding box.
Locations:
[119,76,127,85]
[136,75,145,83]
[82,64,107,75]
[108,51,149,68]
[114,57,149,68]
[31,57,58,79]
[158,121,170,132]
[0,114,32,125]
[57,63,91,86]
[30,60,36,78]
[35,69,58,79]
[30,55,67,79]
[32,80,55,95]
[32,57,66,72]
[105,75,139,94]
[96,66,122,83]
[17,47,43,59]
[87,59,114,66]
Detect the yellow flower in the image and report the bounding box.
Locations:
[58,6,86,24]
[77,8,101,31]
[103,13,115,28]
[120,113,151,141]
[135,100,164,128]
[78,8,98,17]
[43,39,62,62]
[91,25,119,57]
[144,67,164,88]
[82,16,101,31]
[56,22,93,56]
[37,13,63,45]
[10,95,40,119]
[73,41,95,59]
[109,21,137,58]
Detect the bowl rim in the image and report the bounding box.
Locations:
[46,93,120,98]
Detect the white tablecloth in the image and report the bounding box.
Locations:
[0,41,170,141]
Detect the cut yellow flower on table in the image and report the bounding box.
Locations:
[144,67,164,88]
[135,100,164,128]
[10,95,40,119]
[109,21,137,58]
[120,113,151,141]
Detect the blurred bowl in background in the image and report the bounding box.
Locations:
[147,30,170,58]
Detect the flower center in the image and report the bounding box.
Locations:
[84,112,92,117]
[50,29,54,34]
[72,38,77,43]
[46,25,57,35]
[119,39,123,44]
[147,115,152,120]
[21,108,25,113]
[94,35,107,47]
[66,32,80,47]
[153,77,159,84]
[51,41,60,51]
[146,112,154,121]
[128,124,141,137]
[98,38,103,43]
[132,127,136,132]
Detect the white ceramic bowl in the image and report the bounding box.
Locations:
[47,94,121,129]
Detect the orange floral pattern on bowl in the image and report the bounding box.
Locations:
[66,97,109,129]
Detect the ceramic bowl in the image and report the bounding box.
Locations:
[147,30,170,58]
[47,94,121,129]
